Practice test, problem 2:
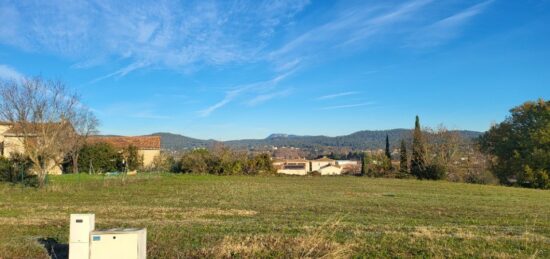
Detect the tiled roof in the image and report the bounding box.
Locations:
[314,157,335,162]
[87,136,161,150]
[3,122,71,136]
[284,159,309,163]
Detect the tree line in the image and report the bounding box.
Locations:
[0,77,547,189]
[358,99,549,189]
[151,144,275,175]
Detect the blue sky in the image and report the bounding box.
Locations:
[0,0,549,140]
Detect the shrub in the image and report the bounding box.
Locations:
[521,166,550,189]
[175,147,275,175]
[423,164,446,180]
[464,170,499,185]
[122,145,143,171]
[77,143,119,173]
[0,156,13,182]
[0,154,34,184]
[148,153,177,172]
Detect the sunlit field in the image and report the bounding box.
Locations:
[0,174,548,258]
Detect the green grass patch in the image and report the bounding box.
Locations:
[0,174,549,258]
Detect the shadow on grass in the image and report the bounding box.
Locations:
[38,238,68,259]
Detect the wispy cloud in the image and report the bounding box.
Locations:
[199,69,297,116]
[0,64,24,81]
[317,91,358,100]
[270,0,434,62]
[320,102,375,110]
[268,0,495,69]
[0,0,494,83]
[198,88,244,117]
[246,88,292,106]
[408,0,494,47]
[0,0,310,80]
[88,61,149,84]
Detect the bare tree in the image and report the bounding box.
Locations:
[0,77,96,186]
[425,125,462,166]
[66,108,99,174]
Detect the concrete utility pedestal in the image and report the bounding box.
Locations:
[90,228,147,259]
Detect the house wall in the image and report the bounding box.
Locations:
[3,136,25,157]
[277,168,308,175]
[319,166,343,175]
[0,125,10,143]
[138,149,160,168]
[45,161,63,175]
[336,160,358,166]
[311,161,334,172]
[3,136,62,175]
[304,162,311,172]
[272,161,284,170]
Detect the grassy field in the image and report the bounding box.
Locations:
[0,174,549,258]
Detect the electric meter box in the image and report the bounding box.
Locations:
[90,228,147,259]
[70,214,95,243]
[69,214,95,259]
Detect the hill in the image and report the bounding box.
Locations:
[152,129,483,150]
[151,132,215,150]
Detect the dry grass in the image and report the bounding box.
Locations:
[0,174,549,258]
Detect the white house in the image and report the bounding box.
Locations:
[275,159,310,175]
[336,160,358,166]
[274,156,357,176]
[317,164,343,175]
[310,157,336,171]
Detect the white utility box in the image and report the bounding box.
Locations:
[90,228,147,259]
[69,214,95,259]
[69,214,146,259]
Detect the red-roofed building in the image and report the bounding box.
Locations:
[87,136,161,168]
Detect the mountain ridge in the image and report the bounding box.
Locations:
[151,129,483,151]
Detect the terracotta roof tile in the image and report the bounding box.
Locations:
[3,122,71,136]
[87,136,161,150]
[314,157,335,162]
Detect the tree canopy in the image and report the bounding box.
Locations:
[479,99,550,189]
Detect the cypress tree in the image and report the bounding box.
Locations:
[399,139,408,173]
[361,152,374,177]
[360,152,366,176]
[411,115,426,179]
[385,135,391,160]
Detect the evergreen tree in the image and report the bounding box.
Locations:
[360,152,366,176]
[399,139,408,173]
[385,135,391,160]
[411,116,427,179]
[364,153,375,177]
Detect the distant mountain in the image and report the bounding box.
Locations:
[266,133,303,139]
[151,132,215,150]
[151,129,483,151]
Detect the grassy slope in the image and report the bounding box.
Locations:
[0,174,549,258]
